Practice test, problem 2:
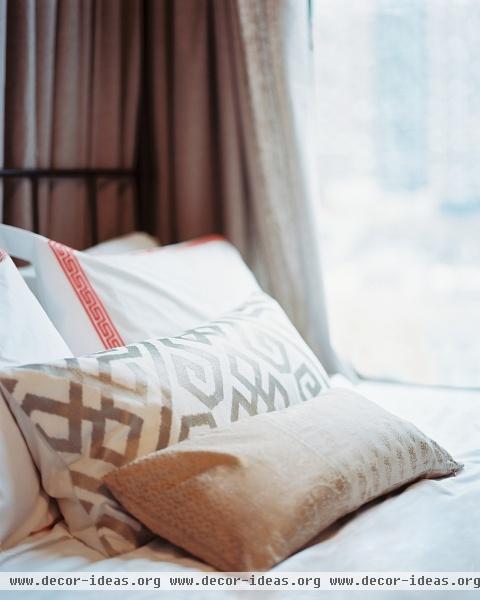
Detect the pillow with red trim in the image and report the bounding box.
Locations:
[0,226,260,356]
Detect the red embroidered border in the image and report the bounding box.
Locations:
[0,249,7,262]
[48,240,125,349]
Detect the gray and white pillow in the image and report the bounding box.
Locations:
[0,292,329,556]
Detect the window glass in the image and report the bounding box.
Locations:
[314,0,480,386]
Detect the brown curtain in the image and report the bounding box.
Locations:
[149,0,338,371]
[0,0,141,248]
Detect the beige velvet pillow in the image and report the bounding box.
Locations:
[105,388,461,571]
[0,292,329,556]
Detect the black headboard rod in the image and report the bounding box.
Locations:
[0,168,138,242]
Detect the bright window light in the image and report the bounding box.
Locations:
[314,0,480,387]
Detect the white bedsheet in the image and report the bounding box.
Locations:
[1,380,479,599]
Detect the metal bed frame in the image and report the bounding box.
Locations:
[0,168,144,246]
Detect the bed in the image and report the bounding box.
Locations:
[1,379,479,599]
[0,169,479,599]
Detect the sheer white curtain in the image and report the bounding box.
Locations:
[228,0,339,372]
[281,0,341,373]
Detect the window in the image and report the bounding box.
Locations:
[314,0,480,387]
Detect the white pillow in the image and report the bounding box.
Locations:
[0,226,261,356]
[0,251,72,368]
[0,250,72,548]
[83,231,159,256]
[19,230,160,297]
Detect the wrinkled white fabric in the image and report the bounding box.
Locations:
[0,253,70,547]
[0,253,72,368]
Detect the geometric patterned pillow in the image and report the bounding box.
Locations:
[0,292,329,557]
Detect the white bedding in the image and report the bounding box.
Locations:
[1,380,479,599]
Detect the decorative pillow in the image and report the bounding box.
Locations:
[0,250,71,547]
[0,224,260,355]
[105,388,461,572]
[1,293,329,556]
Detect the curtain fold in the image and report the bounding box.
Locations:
[2,0,140,248]
[150,0,338,371]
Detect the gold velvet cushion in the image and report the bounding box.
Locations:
[0,292,329,556]
[105,388,461,571]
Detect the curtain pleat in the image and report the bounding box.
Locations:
[150,0,220,244]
